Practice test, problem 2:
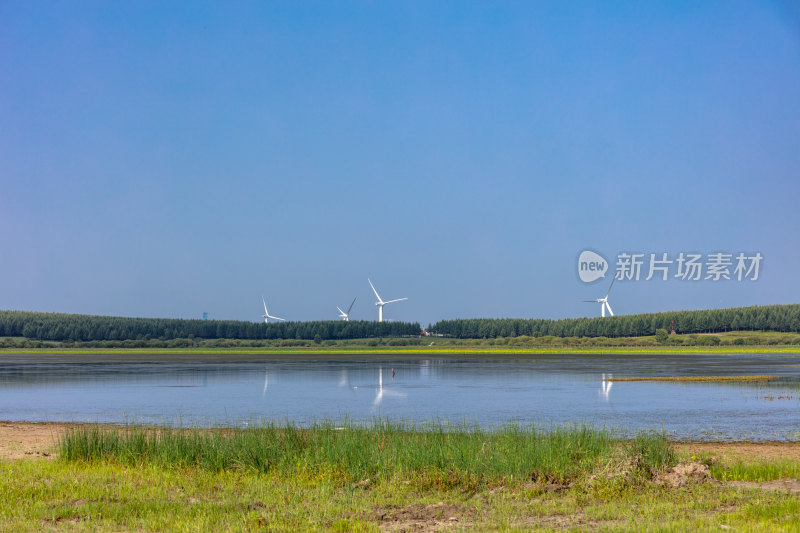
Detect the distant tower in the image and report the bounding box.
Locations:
[202,312,208,321]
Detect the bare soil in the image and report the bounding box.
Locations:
[673,441,800,462]
[369,502,473,532]
[0,421,69,459]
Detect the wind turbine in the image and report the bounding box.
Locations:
[261,296,285,323]
[584,278,616,317]
[368,278,407,322]
[337,297,357,321]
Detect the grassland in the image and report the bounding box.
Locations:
[607,375,779,383]
[1,423,800,531]
[2,330,799,355]
[57,423,673,484]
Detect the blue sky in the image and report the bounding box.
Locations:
[2,1,799,326]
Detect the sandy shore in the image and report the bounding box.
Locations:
[2,421,800,463]
[0,421,69,459]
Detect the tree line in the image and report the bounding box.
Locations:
[0,311,421,342]
[2,304,798,343]
[429,304,800,339]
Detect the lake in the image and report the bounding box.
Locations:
[0,352,798,440]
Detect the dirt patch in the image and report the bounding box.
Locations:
[728,479,800,494]
[41,515,87,524]
[369,502,473,532]
[0,421,70,460]
[675,442,800,462]
[516,510,625,531]
[518,512,583,529]
[657,462,716,488]
[590,453,655,483]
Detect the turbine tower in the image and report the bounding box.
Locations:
[261,296,285,323]
[368,278,407,322]
[584,278,616,317]
[337,297,357,321]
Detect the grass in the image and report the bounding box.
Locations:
[4,345,800,356]
[3,330,800,354]
[1,425,800,531]
[607,375,778,383]
[58,422,674,486]
[712,460,800,482]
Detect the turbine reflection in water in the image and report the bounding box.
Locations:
[338,369,357,392]
[373,366,407,410]
[599,373,613,401]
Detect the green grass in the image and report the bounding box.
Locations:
[3,444,800,531]
[58,422,674,487]
[712,460,800,482]
[608,375,778,383]
[0,425,799,531]
[4,344,800,356]
[3,329,800,354]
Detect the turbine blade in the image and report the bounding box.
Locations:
[605,277,616,298]
[368,278,383,303]
[582,300,597,303]
[384,298,408,304]
[605,302,614,316]
[262,296,268,315]
[337,307,345,315]
[347,297,357,315]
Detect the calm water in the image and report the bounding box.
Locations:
[1,352,799,440]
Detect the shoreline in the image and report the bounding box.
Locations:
[2,345,800,357]
[3,421,800,462]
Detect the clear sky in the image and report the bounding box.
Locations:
[2,1,799,326]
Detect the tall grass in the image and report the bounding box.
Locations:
[59,422,674,485]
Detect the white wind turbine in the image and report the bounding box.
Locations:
[584,278,616,317]
[368,278,407,322]
[261,296,285,323]
[337,297,357,321]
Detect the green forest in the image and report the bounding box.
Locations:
[429,304,800,339]
[0,311,421,342]
[0,304,798,347]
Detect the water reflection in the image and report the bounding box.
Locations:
[338,370,357,392]
[599,373,613,401]
[372,366,407,410]
[0,353,798,440]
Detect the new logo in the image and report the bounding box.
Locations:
[578,250,608,283]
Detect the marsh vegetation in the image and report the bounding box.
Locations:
[1,423,798,531]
